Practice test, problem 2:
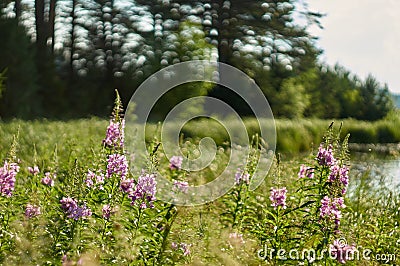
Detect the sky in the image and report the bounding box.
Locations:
[307,0,400,94]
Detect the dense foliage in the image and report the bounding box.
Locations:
[0,0,394,120]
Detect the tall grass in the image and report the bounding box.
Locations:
[1,117,400,156]
[175,117,400,153]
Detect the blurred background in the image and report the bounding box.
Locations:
[0,0,396,120]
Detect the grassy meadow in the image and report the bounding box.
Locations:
[0,115,399,265]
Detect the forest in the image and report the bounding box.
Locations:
[0,0,394,120]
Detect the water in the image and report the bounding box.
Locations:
[351,154,400,191]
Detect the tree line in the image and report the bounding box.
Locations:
[0,0,394,120]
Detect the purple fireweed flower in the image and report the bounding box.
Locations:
[25,204,41,218]
[102,204,112,219]
[74,204,92,220]
[85,170,104,190]
[339,166,349,187]
[171,242,191,255]
[173,180,189,193]
[103,119,125,148]
[328,165,340,182]
[316,144,336,166]
[0,160,20,197]
[235,168,250,185]
[328,165,350,193]
[120,178,135,193]
[169,156,183,170]
[129,173,157,209]
[320,196,346,226]
[85,170,95,187]
[298,164,314,179]
[28,165,40,175]
[60,197,92,220]
[106,154,128,179]
[60,197,78,213]
[179,243,191,256]
[270,187,287,209]
[41,172,55,187]
[85,176,94,187]
[330,239,356,264]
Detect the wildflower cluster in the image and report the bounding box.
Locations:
[298,164,314,179]
[234,168,250,185]
[103,118,125,148]
[102,204,115,219]
[320,196,346,227]
[0,93,192,266]
[316,144,336,166]
[60,197,92,220]
[328,164,350,194]
[171,242,191,256]
[0,160,19,197]
[85,169,105,190]
[127,173,157,209]
[298,142,350,230]
[28,165,40,175]
[106,153,128,179]
[25,204,41,218]
[269,187,287,209]
[169,156,183,170]
[41,172,55,187]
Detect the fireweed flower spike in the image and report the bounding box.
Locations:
[270,187,287,209]
[235,168,250,185]
[106,154,128,179]
[320,196,346,227]
[120,178,135,194]
[60,197,92,220]
[316,144,336,166]
[102,204,112,219]
[169,156,183,170]
[103,119,125,148]
[85,170,105,190]
[328,165,349,185]
[129,173,157,209]
[41,172,55,187]
[180,243,191,256]
[28,165,40,175]
[25,204,41,218]
[0,160,20,197]
[298,164,314,179]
